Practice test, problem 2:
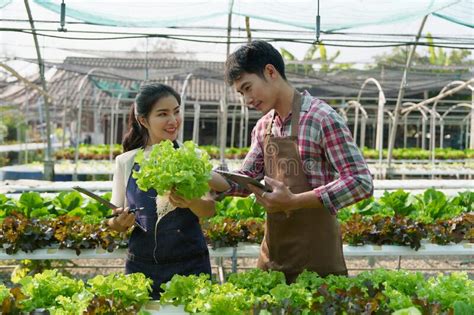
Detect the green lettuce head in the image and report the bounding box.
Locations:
[132,140,213,200]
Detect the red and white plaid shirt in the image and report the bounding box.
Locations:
[225,90,373,214]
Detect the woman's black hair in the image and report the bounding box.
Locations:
[122,83,181,152]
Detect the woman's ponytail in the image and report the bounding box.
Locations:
[122,104,148,152]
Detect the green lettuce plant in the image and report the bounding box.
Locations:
[133,140,212,199]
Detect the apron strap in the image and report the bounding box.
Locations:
[290,90,302,138]
[265,90,302,137]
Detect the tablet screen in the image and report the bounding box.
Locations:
[216,171,272,192]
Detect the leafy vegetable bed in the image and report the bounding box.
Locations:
[160,269,473,314]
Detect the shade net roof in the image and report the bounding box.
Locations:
[31,0,472,30]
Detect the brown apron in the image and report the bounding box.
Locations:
[257,90,348,283]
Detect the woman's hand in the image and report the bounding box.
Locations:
[169,190,193,209]
[209,171,231,192]
[108,207,135,232]
[169,190,215,218]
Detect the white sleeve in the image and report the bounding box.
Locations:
[111,157,125,208]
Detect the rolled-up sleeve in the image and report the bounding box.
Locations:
[221,125,265,197]
[313,111,373,214]
[111,157,126,208]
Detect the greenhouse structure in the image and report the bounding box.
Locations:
[0,0,473,314]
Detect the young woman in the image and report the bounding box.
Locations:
[109,83,214,299]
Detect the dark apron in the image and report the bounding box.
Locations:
[257,91,348,283]
[125,142,211,300]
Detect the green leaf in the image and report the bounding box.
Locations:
[86,272,152,311]
[132,140,212,200]
[426,33,437,65]
[19,269,85,311]
[453,301,474,315]
[280,48,295,61]
[67,208,87,218]
[53,191,84,212]
[392,306,422,315]
[380,190,417,217]
[0,284,10,304]
[30,207,52,218]
[18,192,45,216]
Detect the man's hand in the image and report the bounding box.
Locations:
[109,207,135,232]
[248,176,297,214]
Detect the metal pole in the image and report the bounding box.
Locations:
[219,98,228,167]
[114,101,120,144]
[216,105,220,147]
[239,100,245,148]
[360,117,366,149]
[73,69,99,180]
[440,121,444,149]
[24,83,30,163]
[416,120,420,147]
[376,90,386,160]
[421,116,426,150]
[356,78,385,158]
[429,93,436,163]
[465,115,470,149]
[231,246,238,273]
[226,0,234,59]
[387,15,428,171]
[220,0,234,167]
[245,16,251,43]
[122,111,127,142]
[145,38,149,81]
[179,73,193,143]
[403,115,408,148]
[73,92,84,181]
[24,0,54,180]
[426,82,474,161]
[470,89,474,149]
[353,105,359,144]
[92,85,101,144]
[110,94,122,162]
[192,100,201,144]
[440,103,473,149]
[62,72,70,149]
[230,104,237,147]
[244,106,249,147]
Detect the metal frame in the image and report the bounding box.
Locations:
[401,102,442,151]
[440,103,474,149]
[340,100,368,148]
[430,81,474,163]
[355,78,386,154]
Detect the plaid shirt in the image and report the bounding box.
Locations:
[225,90,373,214]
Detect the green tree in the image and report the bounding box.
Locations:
[371,33,472,71]
[426,33,471,67]
[281,42,353,75]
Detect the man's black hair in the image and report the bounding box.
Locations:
[224,40,287,86]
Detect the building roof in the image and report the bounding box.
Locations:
[1,56,472,123]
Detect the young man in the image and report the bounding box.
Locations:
[210,40,373,282]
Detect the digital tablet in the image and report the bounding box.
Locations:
[216,170,272,192]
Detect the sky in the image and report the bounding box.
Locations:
[0,0,472,77]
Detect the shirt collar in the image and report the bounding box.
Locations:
[273,89,312,125]
[301,90,312,112]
